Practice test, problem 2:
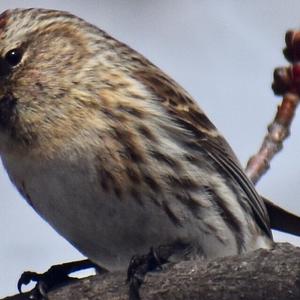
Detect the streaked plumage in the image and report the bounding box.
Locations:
[0,8,278,271]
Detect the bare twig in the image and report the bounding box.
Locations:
[246,92,300,184]
[246,30,300,184]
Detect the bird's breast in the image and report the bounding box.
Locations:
[1,147,270,270]
[1,153,193,270]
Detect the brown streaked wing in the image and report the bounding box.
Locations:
[134,68,240,163]
[201,136,272,237]
[135,68,272,238]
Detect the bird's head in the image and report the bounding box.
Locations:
[0,8,132,156]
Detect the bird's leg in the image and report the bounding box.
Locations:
[127,245,177,300]
[18,259,106,299]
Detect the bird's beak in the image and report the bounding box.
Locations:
[0,57,12,78]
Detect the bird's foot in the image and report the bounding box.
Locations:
[18,259,103,299]
[127,245,174,300]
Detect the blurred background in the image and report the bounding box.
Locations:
[1,0,300,297]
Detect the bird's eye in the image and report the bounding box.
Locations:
[5,48,23,66]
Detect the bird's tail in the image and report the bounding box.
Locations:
[263,197,300,236]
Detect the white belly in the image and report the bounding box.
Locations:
[2,154,189,270]
[2,153,265,270]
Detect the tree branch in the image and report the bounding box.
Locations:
[2,243,300,300]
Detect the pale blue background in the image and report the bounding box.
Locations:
[1,0,300,297]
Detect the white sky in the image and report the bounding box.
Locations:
[1,0,300,297]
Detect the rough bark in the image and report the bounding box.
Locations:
[2,243,300,300]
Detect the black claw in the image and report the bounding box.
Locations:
[18,271,42,293]
[150,247,163,270]
[127,246,172,300]
[17,259,103,298]
[126,242,191,300]
[17,268,73,300]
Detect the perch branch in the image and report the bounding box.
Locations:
[2,243,300,300]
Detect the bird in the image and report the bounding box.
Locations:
[0,7,299,297]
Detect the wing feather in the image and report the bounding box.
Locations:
[133,66,272,238]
